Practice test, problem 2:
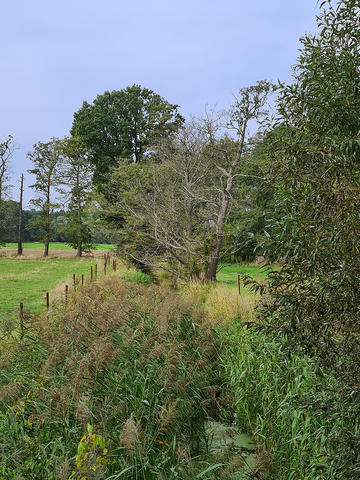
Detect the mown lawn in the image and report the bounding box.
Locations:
[217,262,272,288]
[0,257,109,314]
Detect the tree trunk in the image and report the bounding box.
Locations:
[76,170,82,257]
[205,127,246,281]
[205,190,231,281]
[17,174,23,255]
[76,238,82,257]
[44,184,50,257]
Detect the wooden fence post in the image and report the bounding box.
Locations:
[20,302,24,334]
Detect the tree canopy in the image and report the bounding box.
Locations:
[71,85,185,187]
[27,138,62,256]
[103,81,274,281]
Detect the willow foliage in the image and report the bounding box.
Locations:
[254,1,360,476]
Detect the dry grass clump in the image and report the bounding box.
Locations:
[55,455,71,480]
[75,395,92,425]
[120,413,146,456]
[185,282,257,326]
[0,380,22,402]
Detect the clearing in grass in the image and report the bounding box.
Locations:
[0,254,117,314]
[217,262,272,289]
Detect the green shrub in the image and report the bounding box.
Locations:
[123,270,153,284]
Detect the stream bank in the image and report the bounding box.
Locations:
[199,421,262,479]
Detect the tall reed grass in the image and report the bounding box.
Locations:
[0,273,229,479]
[220,320,357,479]
[184,282,256,327]
[2,261,355,479]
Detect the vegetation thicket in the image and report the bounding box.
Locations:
[247,0,360,477]
[0,256,354,480]
[103,83,274,281]
[2,87,272,265]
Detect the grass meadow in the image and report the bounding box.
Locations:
[0,244,116,314]
[0,257,102,313]
[216,262,270,286]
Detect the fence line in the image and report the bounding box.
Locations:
[19,254,117,333]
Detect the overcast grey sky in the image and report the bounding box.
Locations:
[1,0,319,205]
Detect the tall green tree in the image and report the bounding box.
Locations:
[56,136,94,256]
[71,85,184,188]
[254,1,360,475]
[27,138,62,257]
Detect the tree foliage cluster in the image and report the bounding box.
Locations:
[81,83,275,280]
[71,85,185,186]
[251,0,360,475]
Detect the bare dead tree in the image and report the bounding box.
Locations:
[203,80,275,280]
[17,173,24,255]
[0,135,20,204]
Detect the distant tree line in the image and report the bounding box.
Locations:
[0,200,114,245]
